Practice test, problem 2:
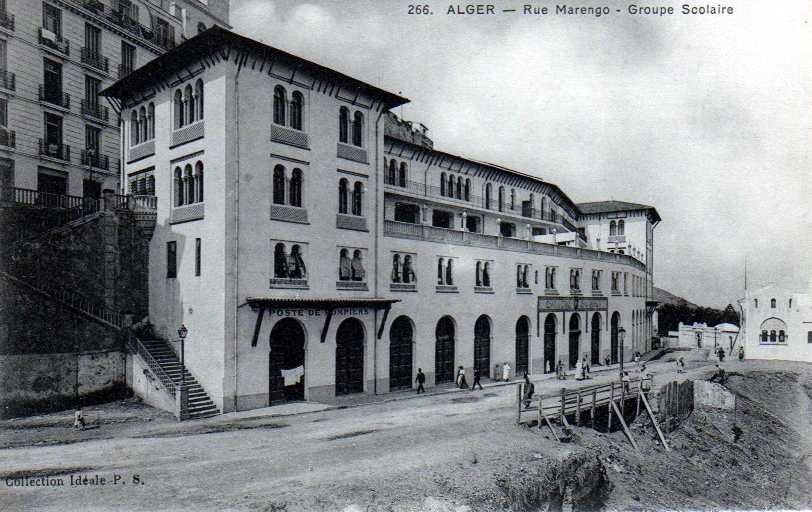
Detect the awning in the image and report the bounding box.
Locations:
[246,297,400,346]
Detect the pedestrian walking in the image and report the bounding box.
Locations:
[738,346,744,361]
[634,353,641,366]
[604,355,610,367]
[583,356,591,379]
[457,366,468,389]
[556,359,566,380]
[415,368,426,394]
[622,371,631,393]
[522,373,535,408]
[73,407,86,430]
[718,347,725,362]
[472,368,483,390]
[575,358,583,381]
[502,363,511,382]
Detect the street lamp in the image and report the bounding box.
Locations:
[177,324,188,387]
[618,326,626,378]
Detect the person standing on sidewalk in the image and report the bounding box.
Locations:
[415,368,426,394]
[502,363,512,382]
[522,373,535,407]
[472,368,483,390]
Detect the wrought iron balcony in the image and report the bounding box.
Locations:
[81,150,109,170]
[117,64,133,79]
[38,27,69,55]
[81,47,109,73]
[0,10,13,31]
[108,9,140,34]
[81,99,109,122]
[0,69,14,91]
[39,140,71,162]
[81,0,105,15]
[0,129,15,148]
[39,85,70,109]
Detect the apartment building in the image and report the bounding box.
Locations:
[0,0,228,202]
[104,27,661,415]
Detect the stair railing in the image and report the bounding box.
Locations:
[126,335,177,398]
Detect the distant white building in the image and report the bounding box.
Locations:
[664,322,740,352]
[741,284,812,362]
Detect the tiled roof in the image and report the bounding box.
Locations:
[577,200,661,222]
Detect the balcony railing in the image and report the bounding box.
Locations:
[39,27,70,55]
[118,64,134,79]
[384,219,646,271]
[39,139,71,162]
[81,47,109,73]
[108,10,176,51]
[0,128,15,148]
[608,235,627,244]
[82,0,105,15]
[0,10,14,31]
[0,69,15,91]
[0,186,92,211]
[81,99,109,122]
[39,85,70,109]
[81,150,109,170]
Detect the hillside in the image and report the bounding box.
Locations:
[654,286,699,309]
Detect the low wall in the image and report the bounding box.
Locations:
[0,351,127,418]
[693,380,736,410]
[126,353,176,416]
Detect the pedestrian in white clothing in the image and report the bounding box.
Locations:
[502,363,511,382]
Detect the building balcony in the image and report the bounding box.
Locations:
[39,140,71,162]
[81,0,106,15]
[608,235,627,244]
[81,150,109,170]
[337,142,368,164]
[81,47,109,73]
[118,64,133,79]
[108,10,176,51]
[0,69,15,91]
[0,128,15,149]
[0,10,14,31]
[39,86,70,110]
[336,280,368,291]
[81,100,109,122]
[384,219,647,271]
[171,121,204,147]
[271,124,309,149]
[39,28,70,55]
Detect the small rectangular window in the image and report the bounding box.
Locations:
[194,238,201,276]
[167,241,177,278]
[808,331,812,344]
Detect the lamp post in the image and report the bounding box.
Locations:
[618,326,626,379]
[177,324,188,387]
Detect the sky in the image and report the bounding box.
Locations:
[230,0,811,308]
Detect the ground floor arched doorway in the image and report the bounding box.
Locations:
[435,316,455,384]
[543,314,556,374]
[515,316,530,376]
[568,314,581,368]
[611,312,620,364]
[269,318,306,404]
[335,318,365,396]
[474,315,491,378]
[389,316,414,391]
[591,313,601,365]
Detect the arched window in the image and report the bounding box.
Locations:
[184,164,194,204]
[447,174,455,198]
[392,254,401,283]
[779,330,786,342]
[184,84,194,124]
[338,107,349,143]
[400,162,408,187]
[289,244,306,278]
[139,106,147,142]
[445,259,453,285]
[273,86,286,126]
[440,172,446,196]
[351,250,364,281]
[148,103,155,139]
[485,183,492,209]
[388,160,397,185]
[146,175,155,196]
[130,111,139,146]
[173,167,182,206]
[464,179,471,201]
[761,330,768,342]
[338,178,348,214]
[516,266,522,287]
[351,181,363,216]
[770,330,777,342]
[403,255,414,283]
[510,189,515,210]
[289,168,302,207]
[618,220,625,235]
[609,220,617,236]
[195,79,204,121]
[482,262,490,287]
[523,265,529,288]
[174,89,184,129]
[437,258,444,285]
[290,91,303,130]
[770,298,776,308]
[498,186,504,212]
[339,249,351,281]
[274,243,288,278]
[456,176,463,199]
[476,261,482,287]
[194,161,204,203]
[352,111,363,146]
[272,165,286,205]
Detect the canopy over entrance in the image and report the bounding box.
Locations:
[246,297,400,347]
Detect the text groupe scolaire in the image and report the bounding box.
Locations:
[446,4,735,16]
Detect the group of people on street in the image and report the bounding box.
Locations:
[574,357,592,381]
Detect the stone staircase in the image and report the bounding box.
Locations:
[138,339,220,419]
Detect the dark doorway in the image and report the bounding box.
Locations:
[474,315,491,378]
[335,318,365,396]
[435,316,455,384]
[515,316,530,376]
[83,179,101,200]
[394,202,420,224]
[543,314,556,374]
[269,318,306,404]
[591,313,601,365]
[389,316,413,391]
[611,312,620,364]
[432,209,453,229]
[568,314,581,368]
